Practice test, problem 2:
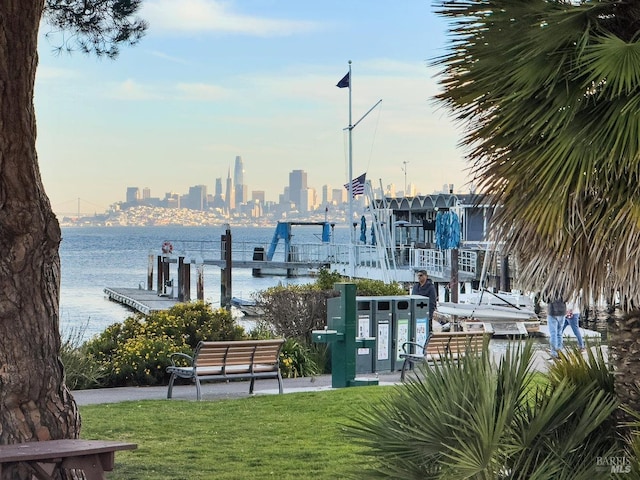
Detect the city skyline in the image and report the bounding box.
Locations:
[59,162,445,217]
[35,1,471,216]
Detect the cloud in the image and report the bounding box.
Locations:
[142,0,322,36]
[109,79,162,100]
[176,82,229,101]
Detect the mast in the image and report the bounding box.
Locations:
[347,61,354,277]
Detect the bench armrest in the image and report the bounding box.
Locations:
[401,341,424,355]
[169,352,193,367]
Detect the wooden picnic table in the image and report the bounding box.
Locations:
[0,439,137,480]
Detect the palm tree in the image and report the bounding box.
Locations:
[431,0,640,413]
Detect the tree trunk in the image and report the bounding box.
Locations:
[0,0,81,476]
[609,309,640,423]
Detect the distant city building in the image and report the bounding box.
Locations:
[186,185,207,210]
[322,185,330,206]
[215,178,223,197]
[252,190,265,204]
[234,156,247,206]
[126,187,140,204]
[331,188,345,205]
[164,192,180,209]
[288,169,307,208]
[225,167,234,213]
[142,187,151,200]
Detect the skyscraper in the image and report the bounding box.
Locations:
[126,187,139,204]
[288,169,307,208]
[234,155,247,206]
[225,167,234,213]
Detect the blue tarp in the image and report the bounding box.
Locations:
[435,211,461,249]
[360,216,367,243]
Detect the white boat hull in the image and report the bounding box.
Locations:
[437,302,537,321]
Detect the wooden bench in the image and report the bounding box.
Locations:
[0,439,136,480]
[167,339,285,400]
[399,331,490,381]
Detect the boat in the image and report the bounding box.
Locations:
[436,302,537,321]
[230,297,264,317]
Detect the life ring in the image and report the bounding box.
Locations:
[161,241,173,254]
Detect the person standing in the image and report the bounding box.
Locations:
[412,269,438,323]
[547,295,566,359]
[563,297,585,351]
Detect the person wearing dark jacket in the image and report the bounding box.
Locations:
[412,269,437,322]
[547,295,567,359]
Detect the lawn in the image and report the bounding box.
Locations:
[79,385,392,479]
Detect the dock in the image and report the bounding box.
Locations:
[104,287,179,315]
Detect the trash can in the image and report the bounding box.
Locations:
[371,297,393,372]
[355,298,374,374]
[392,298,412,371]
[409,294,432,354]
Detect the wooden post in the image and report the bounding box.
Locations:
[220,224,232,309]
[197,265,204,301]
[147,254,154,291]
[501,254,510,292]
[183,261,191,301]
[157,255,164,294]
[451,248,459,303]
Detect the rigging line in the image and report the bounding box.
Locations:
[365,101,383,175]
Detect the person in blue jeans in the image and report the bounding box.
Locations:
[563,298,585,351]
[547,296,566,358]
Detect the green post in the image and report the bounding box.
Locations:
[312,282,378,388]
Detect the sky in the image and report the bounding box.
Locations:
[34,0,471,216]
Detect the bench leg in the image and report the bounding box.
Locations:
[195,377,202,401]
[167,373,176,399]
[400,359,408,382]
[277,372,283,394]
[249,377,255,395]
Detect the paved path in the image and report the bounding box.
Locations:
[72,345,581,406]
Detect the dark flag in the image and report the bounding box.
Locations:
[344,173,366,197]
[336,72,350,88]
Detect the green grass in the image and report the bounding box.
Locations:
[79,386,392,479]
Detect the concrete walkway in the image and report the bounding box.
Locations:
[71,344,586,406]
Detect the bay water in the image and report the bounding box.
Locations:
[59,225,348,340]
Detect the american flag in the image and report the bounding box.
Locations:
[344,173,366,198]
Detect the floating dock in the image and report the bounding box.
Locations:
[104,288,179,315]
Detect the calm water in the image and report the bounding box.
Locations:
[59,225,349,339]
[59,225,615,345]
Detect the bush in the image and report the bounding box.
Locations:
[84,302,246,387]
[255,270,406,346]
[279,338,319,378]
[348,342,625,478]
[60,323,104,390]
[254,284,338,343]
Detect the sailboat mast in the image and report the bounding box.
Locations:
[346,60,354,277]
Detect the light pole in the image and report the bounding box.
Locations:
[402,161,409,195]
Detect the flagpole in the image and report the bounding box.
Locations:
[347,60,354,277]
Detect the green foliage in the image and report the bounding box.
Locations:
[279,338,319,378]
[60,323,104,390]
[84,302,245,387]
[347,342,624,479]
[255,284,337,343]
[314,268,405,296]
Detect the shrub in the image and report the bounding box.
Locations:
[84,302,246,387]
[279,338,319,378]
[254,284,338,343]
[60,323,104,390]
[348,342,625,479]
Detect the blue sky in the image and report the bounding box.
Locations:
[35,0,470,216]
